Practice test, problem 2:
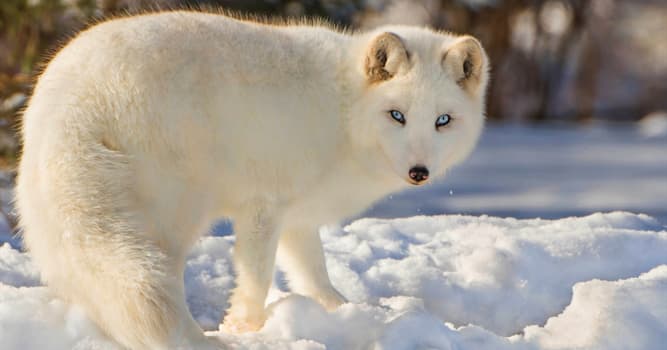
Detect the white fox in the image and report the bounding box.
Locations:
[16,10,488,349]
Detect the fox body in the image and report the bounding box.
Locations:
[16,11,488,349]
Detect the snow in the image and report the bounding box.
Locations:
[1,212,667,349]
[639,111,667,138]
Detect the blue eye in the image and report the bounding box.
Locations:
[389,110,406,125]
[435,114,451,129]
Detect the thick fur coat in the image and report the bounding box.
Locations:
[16,11,489,349]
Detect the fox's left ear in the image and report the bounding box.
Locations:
[442,36,488,95]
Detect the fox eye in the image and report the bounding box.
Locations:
[435,114,452,129]
[389,110,406,125]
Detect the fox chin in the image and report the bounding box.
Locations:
[16,10,488,349]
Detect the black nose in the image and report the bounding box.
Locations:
[408,166,429,183]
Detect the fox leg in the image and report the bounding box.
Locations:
[277,226,347,310]
[222,199,280,333]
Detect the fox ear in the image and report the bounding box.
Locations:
[442,36,488,94]
[365,32,409,83]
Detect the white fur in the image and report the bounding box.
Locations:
[16,11,488,349]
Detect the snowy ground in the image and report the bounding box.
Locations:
[1,212,667,349]
[0,123,666,349]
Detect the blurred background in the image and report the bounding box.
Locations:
[0,0,666,244]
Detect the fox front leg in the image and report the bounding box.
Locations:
[222,200,280,333]
[277,225,347,310]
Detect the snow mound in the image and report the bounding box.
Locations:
[1,212,666,349]
[639,111,667,138]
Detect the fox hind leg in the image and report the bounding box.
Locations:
[17,143,220,349]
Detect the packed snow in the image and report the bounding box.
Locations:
[1,212,666,349]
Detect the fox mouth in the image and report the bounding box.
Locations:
[406,178,427,186]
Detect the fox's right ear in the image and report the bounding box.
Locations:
[364,32,409,84]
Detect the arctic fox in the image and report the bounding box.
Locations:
[16,10,488,349]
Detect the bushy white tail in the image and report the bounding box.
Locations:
[16,139,217,349]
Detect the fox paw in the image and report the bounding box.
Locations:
[220,314,265,334]
[316,288,348,311]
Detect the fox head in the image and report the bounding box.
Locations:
[347,27,488,186]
